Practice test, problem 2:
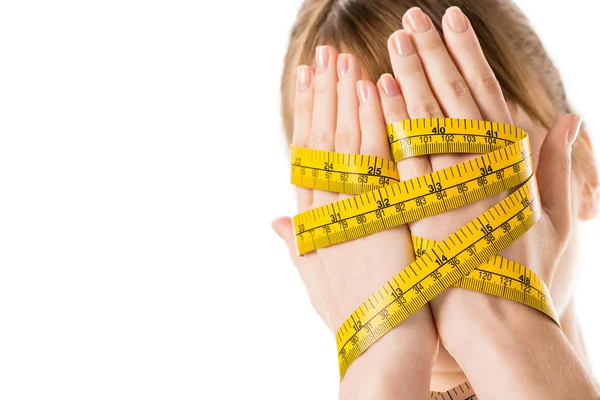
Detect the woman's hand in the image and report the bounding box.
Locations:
[272,47,438,398]
[381,5,574,289]
[378,6,588,397]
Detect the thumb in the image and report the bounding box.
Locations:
[272,216,313,293]
[272,217,327,325]
[271,216,298,257]
[536,114,583,240]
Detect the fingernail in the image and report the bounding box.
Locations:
[568,115,583,145]
[337,54,349,79]
[446,6,467,33]
[297,65,311,92]
[316,46,329,74]
[379,74,400,96]
[406,7,431,33]
[392,30,415,56]
[357,81,369,104]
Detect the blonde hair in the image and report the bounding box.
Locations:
[280,0,595,180]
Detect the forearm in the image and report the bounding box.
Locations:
[434,289,599,400]
[339,307,438,400]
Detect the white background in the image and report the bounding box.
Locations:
[0,1,598,399]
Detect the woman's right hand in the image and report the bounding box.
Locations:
[272,46,438,398]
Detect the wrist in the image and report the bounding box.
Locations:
[339,307,437,399]
[432,289,599,399]
[431,287,555,355]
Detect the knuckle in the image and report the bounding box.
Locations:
[422,37,446,52]
[359,120,378,138]
[361,143,384,157]
[313,80,334,96]
[384,110,407,126]
[457,36,478,52]
[474,72,502,95]
[310,130,334,149]
[408,99,442,118]
[446,77,471,98]
[308,132,319,148]
[358,127,385,155]
[295,91,312,107]
[380,100,408,125]
[337,81,353,97]
[398,60,423,76]
[294,103,313,123]
[335,128,357,151]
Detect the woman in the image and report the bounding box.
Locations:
[272,0,600,398]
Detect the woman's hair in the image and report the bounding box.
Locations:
[280,0,594,177]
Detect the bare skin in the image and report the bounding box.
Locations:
[273,6,600,399]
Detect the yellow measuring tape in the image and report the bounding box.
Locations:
[431,382,477,400]
[289,118,558,382]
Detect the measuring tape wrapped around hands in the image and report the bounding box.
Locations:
[289,118,558,384]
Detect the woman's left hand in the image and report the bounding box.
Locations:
[377,6,581,393]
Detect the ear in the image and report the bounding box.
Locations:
[575,128,599,221]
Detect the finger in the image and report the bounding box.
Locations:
[357,80,390,159]
[272,217,324,318]
[537,115,582,241]
[336,54,362,200]
[272,216,312,286]
[388,28,455,241]
[293,66,314,147]
[403,7,480,120]
[377,73,433,179]
[403,7,481,172]
[442,6,512,125]
[387,30,435,179]
[310,45,340,208]
[389,29,443,121]
[358,79,413,238]
[272,216,299,258]
[335,54,361,153]
[293,65,315,212]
